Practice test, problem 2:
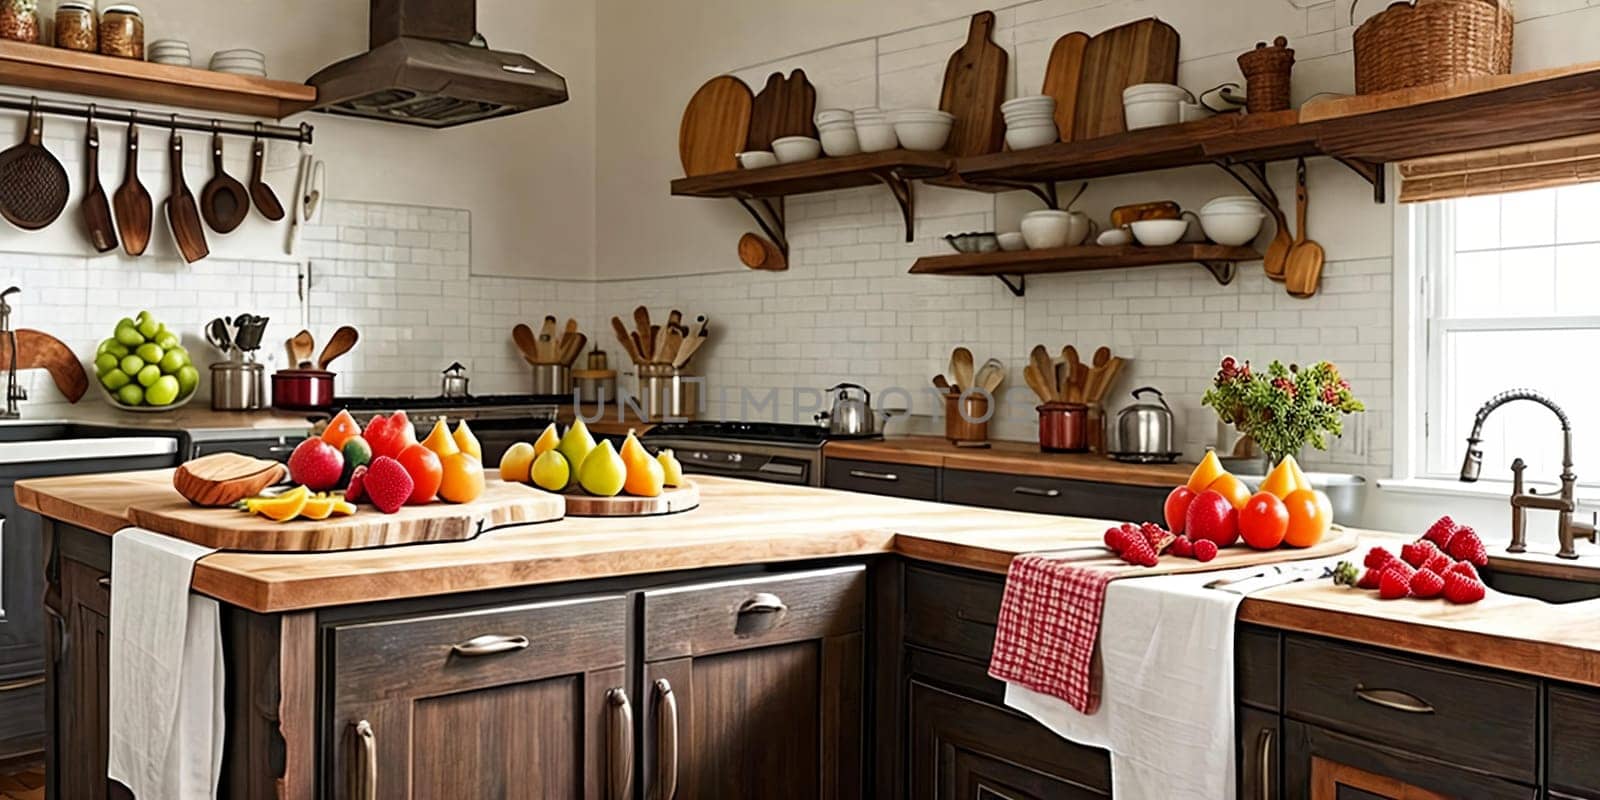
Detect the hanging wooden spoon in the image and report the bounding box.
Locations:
[738,232,787,271]
[1285,158,1326,298]
[316,326,359,370]
[200,125,248,234]
[80,105,116,253]
[164,126,210,263]
[113,117,152,256]
[248,128,285,221]
[1262,168,1293,282]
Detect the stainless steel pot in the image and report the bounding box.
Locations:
[209,361,263,411]
[815,383,883,437]
[1114,386,1175,458]
[441,361,469,399]
[636,364,698,420]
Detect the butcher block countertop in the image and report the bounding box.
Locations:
[824,436,1193,488]
[17,470,1600,686]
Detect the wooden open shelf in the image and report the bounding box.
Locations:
[670,149,951,199]
[910,243,1259,296]
[0,40,316,118]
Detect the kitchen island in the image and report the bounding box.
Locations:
[19,471,1600,798]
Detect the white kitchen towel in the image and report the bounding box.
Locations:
[107,528,224,800]
[1003,563,1307,800]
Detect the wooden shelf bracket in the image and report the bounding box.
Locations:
[869,169,918,242]
[734,196,787,257]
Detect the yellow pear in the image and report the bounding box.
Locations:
[578,440,626,497]
[1285,454,1313,493]
[498,442,536,483]
[622,434,664,497]
[620,429,648,462]
[557,419,596,471]
[1185,450,1226,493]
[533,423,560,457]
[658,448,684,487]
[452,421,483,460]
[1258,457,1298,499]
[531,449,571,492]
[421,418,460,457]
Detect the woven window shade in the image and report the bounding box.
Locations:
[1399,134,1600,203]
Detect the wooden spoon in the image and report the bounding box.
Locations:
[513,323,541,364]
[975,358,1006,393]
[248,133,285,221]
[316,326,359,370]
[633,306,653,359]
[1092,346,1110,369]
[164,129,210,263]
[932,374,952,393]
[1023,363,1053,404]
[611,316,641,365]
[1285,158,1326,298]
[286,330,314,368]
[1263,170,1292,282]
[1028,345,1055,400]
[113,118,152,256]
[81,107,116,253]
[200,128,249,234]
[1061,346,1082,401]
[949,347,975,391]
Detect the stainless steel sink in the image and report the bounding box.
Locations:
[1483,565,1600,604]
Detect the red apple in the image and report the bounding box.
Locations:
[1164,486,1196,534]
[1186,489,1240,548]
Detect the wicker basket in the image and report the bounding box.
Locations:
[1353,0,1513,95]
[1238,36,1295,113]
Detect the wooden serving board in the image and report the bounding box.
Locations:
[746,69,817,152]
[0,329,86,402]
[126,478,565,552]
[939,11,1008,157]
[1041,31,1090,144]
[564,481,700,517]
[679,75,753,176]
[1072,17,1180,141]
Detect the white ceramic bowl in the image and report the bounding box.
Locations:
[1199,211,1266,246]
[1202,195,1260,213]
[1124,98,1180,130]
[1005,122,1058,150]
[1020,210,1072,250]
[815,108,854,125]
[1002,95,1056,113]
[891,110,953,151]
[997,232,1026,251]
[772,136,822,163]
[856,121,898,152]
[1129,219,1190,246]
[819,127,861,157]
[1179,102,1213,123]
[1097,228,1133,247]
[1123,82,1188,101]
[736,150,778,169]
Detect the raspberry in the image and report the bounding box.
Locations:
[1443,571,1486,604]
[1379,566,1411,599]
[1446,527,1488,566]
[1120,533,1158,567]
[1105,526,1129,552]
[1400,540,1439,568]
[1423,516,1458,549]
[1192,539,1218,562]
[1409,568,1445,599]
[1422,552,1453,575]
[1169,535,1194,558]
[1449,560,1480,580]
[1357,569,1381,590]
[1363,547,1396,570]
[1140,522,1175,554]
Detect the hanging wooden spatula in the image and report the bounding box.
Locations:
[1285,158,1326,298]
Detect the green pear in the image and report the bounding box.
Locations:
[531,449,571,492]
[578,440,626,497]
[556,419,597,472]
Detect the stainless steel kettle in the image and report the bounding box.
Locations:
[815,383,881,436]
[441,362,470,399]
[1115,386,1175,458]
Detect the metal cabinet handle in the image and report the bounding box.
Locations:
[1012,486,1062,498]
[450,634,530,657]
[737,593,788,616]
[1256,727,1274,800]
[267,443,299,453]
[1354,684,1435,714]
[607,689,633,800]
[0,676,44,693]
[847,469,899,482]
[349,720,376,800]
[97,576,110,590]
[654,678,679,800]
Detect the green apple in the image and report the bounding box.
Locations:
[155,332,180,350]
[136,364,161,387]
[94,353,118,376]
[114,325,144,347]
[116,316,135,331]
[145,375,180,406]
[100,369,130,390]
[115,383,143,406]
[96,338,128,357]
[159,349,186,374]
[135,342,164,364]
[137,317,161,340]
[119,354,144,375]
[175,365,199,397]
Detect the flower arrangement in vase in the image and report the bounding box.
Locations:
[1201,356,1365,467]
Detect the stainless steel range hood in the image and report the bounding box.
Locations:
[307,0,568,128]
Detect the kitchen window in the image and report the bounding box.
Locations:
[1413,184,1600,486]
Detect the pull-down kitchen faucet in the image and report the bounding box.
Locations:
[1460,389,1595,559]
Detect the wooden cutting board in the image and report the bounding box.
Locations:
[746,69,817,152]
[1072,17,1180,141]
[564,481,700,518]
[1041,32,1090,144]
[679,75,753,177]
[0,329,86,402]
[126,477,565,552]
[939,11,1009,157]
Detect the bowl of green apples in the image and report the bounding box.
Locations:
[92,311,200,412]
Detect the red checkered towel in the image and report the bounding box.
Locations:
[987,554,1118,714]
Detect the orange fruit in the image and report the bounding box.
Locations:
[452,421,482,460]
[1238,492,1289,550]
[1258,458,1298,499]
[623,452,665,498]
[1185,450,1226,493]
[397,443,443,505]
[421,418,460,457]
[321,409,363,450]
[1282,488,1332,548]
[1206,473,1252,511]
[498,442,536,483]
[438,452,485,503]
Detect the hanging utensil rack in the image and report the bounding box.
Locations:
[0,93,313,143]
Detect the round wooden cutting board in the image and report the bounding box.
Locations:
[564,481,700,518]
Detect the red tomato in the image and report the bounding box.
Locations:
[397,443,443,505]
[1238,492,1290,550]
[1164,486,1196,534]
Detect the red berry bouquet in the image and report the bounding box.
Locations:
[1202,357,1365,466]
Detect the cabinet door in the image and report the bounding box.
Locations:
[329,594,633,800]
[55,557,119,800]
[907,680,1109,799]
[823,458,939,501]
[1283,721,1535,800]
[1238,707,1279,800]
[641,566,865,800]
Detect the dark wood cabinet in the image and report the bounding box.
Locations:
[1238,707,1279,800]
[44,529,120,800]
[1548,685,1600,798]
[936,469,1166,521]
[823,458,939,501]
[640,566,865,800]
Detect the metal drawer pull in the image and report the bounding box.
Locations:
[738,593,788,615]
[97,576,110,589]
[1012,486,1061,498]
[266,443,298,453]
[655,678,679,800]
[1256,727,1274,800]
[1354,685,1435,714]
[847,469,899,482]
[606,689,633,800]
[450,634,530,657]
[349,720,376,800]
[0,676,44,693]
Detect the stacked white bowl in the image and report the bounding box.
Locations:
[889,109,954,152]
[1198,195,1266,246]
[1122,83,1190,130]
[1001,95,1058,150]
[814,109,860,157]
[210,48,267,77]
[148,39,192,67]
[854,108,898,153]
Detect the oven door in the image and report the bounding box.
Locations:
[642,438,821,486]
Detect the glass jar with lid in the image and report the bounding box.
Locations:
[0,0,39,43]
[98,3,140,59]
[55,1,96,51]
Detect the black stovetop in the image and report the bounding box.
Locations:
[334,394,569,412]
[644,421,880,446]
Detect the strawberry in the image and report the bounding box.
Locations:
[363,456,415,514]
[1379,566,1411,599]
[1446,527,1488,566]
[1140,522,1176,554]
[1449,560,1480,580]
[1105,527,1138,554]
[1357,569,1382,590]
[1400,540,1439,568]
[1423,516,1459,550]
[1409,568,1446,599]
[1169,535,1194,558]
[1363,546,1396,570]
[345,465,369,503]
[1123,534,1160,567]
[1422,551,1453,575]
[1192,539,1218,562]
[1443,571,1486,604]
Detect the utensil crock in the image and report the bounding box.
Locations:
[944,391,991,446]
[1038,402,1089,452]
